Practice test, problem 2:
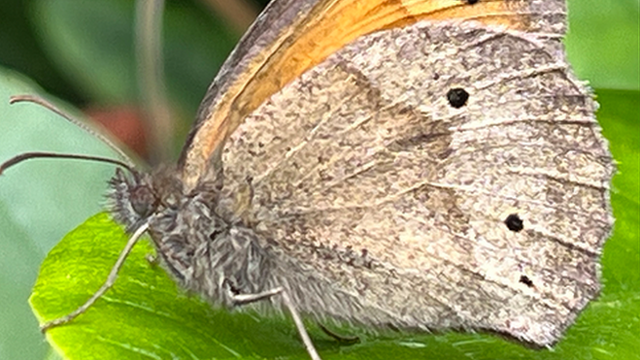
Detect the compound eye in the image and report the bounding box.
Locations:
[131,185,157,217]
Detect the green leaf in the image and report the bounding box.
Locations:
[596,89,640,290]
[28,85,640,359]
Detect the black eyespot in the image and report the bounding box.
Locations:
[504,213,524,232]
[465,0,480,4]
[447,88,469,108]
[519,275,534,288]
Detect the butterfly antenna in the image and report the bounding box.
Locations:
[0,152,136,176]
[1,95,138,175]
[9,94,136,167]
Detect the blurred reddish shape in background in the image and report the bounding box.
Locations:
[85,106,148,160]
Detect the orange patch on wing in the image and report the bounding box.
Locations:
[185,0,530,186]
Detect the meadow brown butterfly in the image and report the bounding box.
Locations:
[2,0,614,359]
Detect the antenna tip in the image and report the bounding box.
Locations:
[9,95,26,104]
[9,94,37,105]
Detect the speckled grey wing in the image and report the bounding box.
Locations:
[219,11,614,347]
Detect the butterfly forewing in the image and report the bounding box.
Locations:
[218,7,613,346]
[181,0,562,189]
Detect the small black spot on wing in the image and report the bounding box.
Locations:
[447,88,469,108]
[519,275,534,288]
[504,213,524,232]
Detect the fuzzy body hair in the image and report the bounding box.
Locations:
[107,168,370,323]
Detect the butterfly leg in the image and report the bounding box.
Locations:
[318,323,359,344]
[40,222,150,331]
[228,286,283,304]
[227,284,322,360]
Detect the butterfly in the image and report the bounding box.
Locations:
[2,0,614,359]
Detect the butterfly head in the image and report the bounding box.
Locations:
[107,167,185,232]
